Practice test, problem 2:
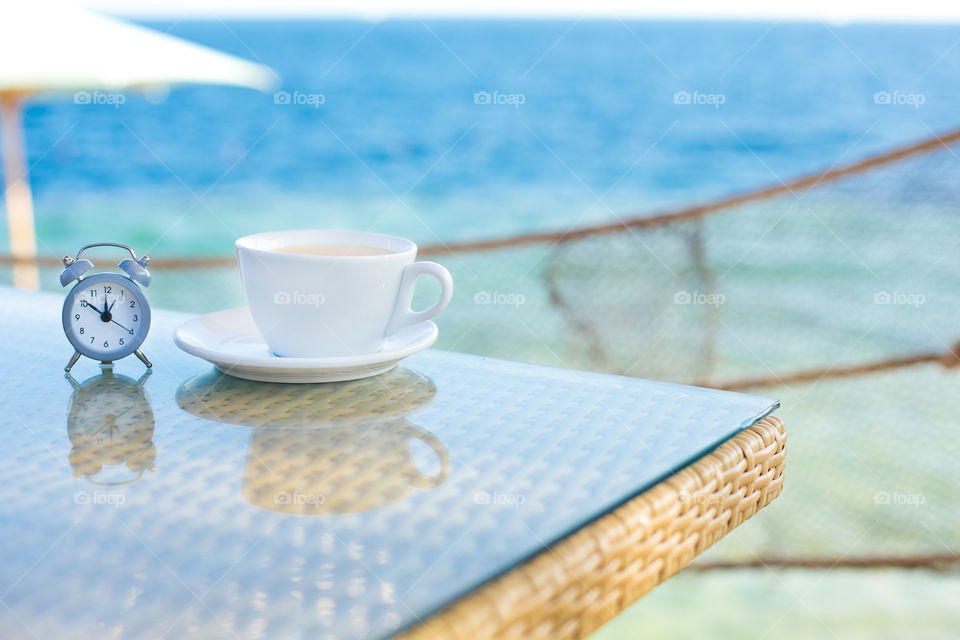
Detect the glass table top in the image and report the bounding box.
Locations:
[0,287,778,639]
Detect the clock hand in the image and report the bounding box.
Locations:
[85,301,105,315]
[93,295,116,323]
[87,299,112,322]
[88,422,111,439]
[111,319,134,334]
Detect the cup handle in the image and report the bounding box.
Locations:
[386,261,453,336]
[407,427,451,489]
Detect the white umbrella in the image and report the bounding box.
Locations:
[0,2,277,287]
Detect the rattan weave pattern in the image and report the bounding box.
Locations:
[401,416,786,640]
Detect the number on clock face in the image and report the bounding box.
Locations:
[65,276,148,359]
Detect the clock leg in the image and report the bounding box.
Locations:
[64,372,80,390]
[134,349,153,369]
[64,350,81,373]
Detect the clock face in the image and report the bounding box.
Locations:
[68,375,155,456]
[63,273,151,361]
[67,371,156,481]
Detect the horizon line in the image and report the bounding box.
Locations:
[91,14,960,27]
[70,2,960,24]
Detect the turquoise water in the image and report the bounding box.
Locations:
[592,569,960,639]
[10,20,960,258]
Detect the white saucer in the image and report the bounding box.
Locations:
[174,307,437,383]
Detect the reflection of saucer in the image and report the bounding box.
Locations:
[176,367,437,428]
[174,307,437,383]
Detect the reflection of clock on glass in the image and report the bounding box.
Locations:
[67,369,156,485]
[60,243,153,373]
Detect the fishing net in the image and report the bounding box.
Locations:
[426,142,960,568]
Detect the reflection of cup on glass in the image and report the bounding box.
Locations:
[243,421,447,514]
[176,367,449,514]
[66,369,156,485]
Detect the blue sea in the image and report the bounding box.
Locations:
[13,20,960,258]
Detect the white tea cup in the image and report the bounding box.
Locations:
[236,230,453,358]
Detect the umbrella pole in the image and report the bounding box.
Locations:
[0,94,39,290]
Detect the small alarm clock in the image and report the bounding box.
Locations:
[60,243,153,373]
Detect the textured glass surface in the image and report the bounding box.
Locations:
[0,288,777,639]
